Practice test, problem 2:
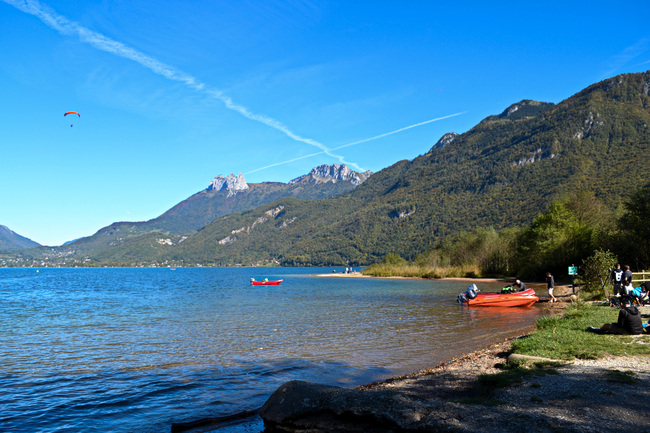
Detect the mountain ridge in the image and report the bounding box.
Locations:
[7,164,373,261]
[161,71,650,266]
[3,71,649,267]
[0,225,41,251]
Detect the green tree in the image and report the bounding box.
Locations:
[578,249,618,298]
[516,200,595,278]
[618,184,650,269]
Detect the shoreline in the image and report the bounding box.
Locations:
[313,272,511,283]
[257,287,650,432]
[313,272,557,285]
[179,288,574,432]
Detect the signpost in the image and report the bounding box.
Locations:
[568,265,578,294]
[568,266,577,275]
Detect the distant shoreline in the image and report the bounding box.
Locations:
[313,272,511,283]
[312,272,564,288]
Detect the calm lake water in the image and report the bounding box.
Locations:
[0,267,544,432]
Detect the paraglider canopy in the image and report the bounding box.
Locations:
[64,111,80,127]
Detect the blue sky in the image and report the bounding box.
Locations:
[1,0,649,246]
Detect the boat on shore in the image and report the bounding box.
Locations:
[458,284,538,307]
[251,279,283,286]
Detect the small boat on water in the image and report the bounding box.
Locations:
[251,278,283,286]
[458,284,538,307]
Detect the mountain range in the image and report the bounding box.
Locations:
[0,163,372,260]
[3,71,649,267]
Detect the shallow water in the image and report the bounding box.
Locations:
[0,268,544,432]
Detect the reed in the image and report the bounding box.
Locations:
[362,262,481,279]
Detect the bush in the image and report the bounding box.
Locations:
[578,249,617,298]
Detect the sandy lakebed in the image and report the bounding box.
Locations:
[256,282,650,433]
[175,281,649,433]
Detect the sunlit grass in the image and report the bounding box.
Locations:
[511,301,650,360]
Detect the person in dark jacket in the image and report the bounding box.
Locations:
[623,265,634,294]
[589,298,643,335]
[513,279,527,292]
[611,264,624,296]
[546,272,556,303]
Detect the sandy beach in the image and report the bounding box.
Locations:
[313,272,512,283]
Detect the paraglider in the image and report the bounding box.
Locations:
[64,111,80,127]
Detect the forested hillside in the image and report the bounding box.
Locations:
[0,226,40,251]
[3,71,648,267]
[165,71,649,266]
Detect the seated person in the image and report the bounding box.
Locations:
[631,285,648,305]
[588,298,643,335]
[638,281,650,305]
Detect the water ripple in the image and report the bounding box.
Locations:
[0,267,543,432]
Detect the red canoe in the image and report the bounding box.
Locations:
[459,286,538,307]
[251,279,283,286]
[468,290,538,307]
[476,288,536,297]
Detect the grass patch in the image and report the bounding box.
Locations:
[511,302,650,360]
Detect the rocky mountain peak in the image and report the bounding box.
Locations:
[495,100,555,121]
[208,173,249,197]
[428,132,459,153]
[289,164,372,185]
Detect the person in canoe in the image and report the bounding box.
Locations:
[513,279,528,292]
[500,280,527,293]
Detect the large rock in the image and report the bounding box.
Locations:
[208,173,249,196]
[259,380,438,432]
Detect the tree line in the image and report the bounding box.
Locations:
[364,184,650,286]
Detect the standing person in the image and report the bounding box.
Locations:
[623,265,634,295]
[546,272,557,303]
[611,264,624,296]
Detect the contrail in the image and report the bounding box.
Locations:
[331,112,466,151]
[2,0,363,170]
[246,112,466,174]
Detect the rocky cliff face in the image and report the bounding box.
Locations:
[208,173,249,197]
[289,164,372,185]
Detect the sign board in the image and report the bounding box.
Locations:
[568,266,578,276]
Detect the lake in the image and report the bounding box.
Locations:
[0,267,544,432]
